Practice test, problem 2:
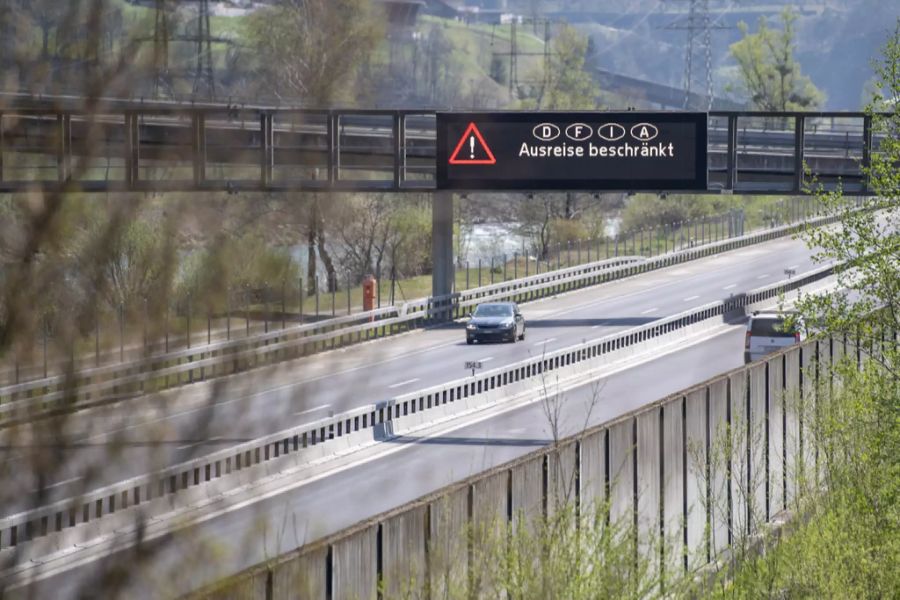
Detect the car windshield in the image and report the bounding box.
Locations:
[751,318,796,337]
[474,304,513,317]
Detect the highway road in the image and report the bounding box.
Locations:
[6,322,753,598]
[0,233,824,512]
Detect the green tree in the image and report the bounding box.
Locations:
[246,0,383,106]
[729,8,825,111]
[247,0,384,293]
[524,24,599,110]
[795,20,899,377]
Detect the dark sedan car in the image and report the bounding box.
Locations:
[466,302,525,344]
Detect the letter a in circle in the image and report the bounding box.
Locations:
[449,123,497,165]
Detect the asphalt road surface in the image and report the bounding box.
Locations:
[1,235,821,510]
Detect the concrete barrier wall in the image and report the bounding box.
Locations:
[578,429,606,520]
[332,525,377,600]
[272,546,326,600]
[195,332,876,600]
[636,408,661,565]
[428,487,469,600]
[662,396,685,576]
[381,506,427,599]
[708,377,730,558]
[748,362,767,530]
[511,459,543,533]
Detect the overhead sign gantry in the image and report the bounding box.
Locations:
[437,112,708,191]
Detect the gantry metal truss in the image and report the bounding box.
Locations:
[0,95,885,195]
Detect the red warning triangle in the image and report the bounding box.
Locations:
[449,122,496,165]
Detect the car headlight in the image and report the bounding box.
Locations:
[467,323,477,330]
[503,320,515,328]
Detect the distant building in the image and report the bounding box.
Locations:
[377,0,426,28]
[422,0,518,25]
[423,0,462,19]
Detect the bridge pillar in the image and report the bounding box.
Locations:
[431,191,455,319]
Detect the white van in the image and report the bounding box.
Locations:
[744,311,803,364]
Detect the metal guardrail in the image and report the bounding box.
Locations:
[0,264,837,552]
[0,207,844,419]
[0,257,642,412]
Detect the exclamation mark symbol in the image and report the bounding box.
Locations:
[469,135,475,159]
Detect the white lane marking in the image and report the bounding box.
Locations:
[176,436,223,451]
[683,295,699,302]
[641,307,658,314]
[508,428,527,434]
[757,273,770,279]
[533,338,556,347]
[31,476,83,494]
[591,325,600,329]
[723,283,737,290]
[62,237,815,447]
[0,325,751,591]
[294,404,331,417]
[478,357,495,363]
[388,378,420,389]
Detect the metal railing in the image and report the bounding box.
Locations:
[0,205,846,419]
[0,264,837,552]
[0,101,886,194]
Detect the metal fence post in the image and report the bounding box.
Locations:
[44,317,49,378]
[245,285,250,337]
[144,297,149,351]
[264,283,269,334]
[187,293,192,349]
[120,303,125,361]
[95,312,100,366]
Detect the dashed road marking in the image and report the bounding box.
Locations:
[388,378,420,389]
[294,404,331,416]
[177,436,223,451]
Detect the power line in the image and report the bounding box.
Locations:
[192,0,215,99]
[664,0,731,110]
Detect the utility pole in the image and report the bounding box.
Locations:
[509,20,518,97]
[664,0,730,110]
[506,16,553,99]
[153,0,170,98]
[192,0,215,100]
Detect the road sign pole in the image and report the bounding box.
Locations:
[431,191,455,319]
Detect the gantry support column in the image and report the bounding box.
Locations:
[431,191,455,320]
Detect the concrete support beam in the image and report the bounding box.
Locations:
[431,191,455,316]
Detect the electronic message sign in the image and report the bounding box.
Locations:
[436,112,707,191]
